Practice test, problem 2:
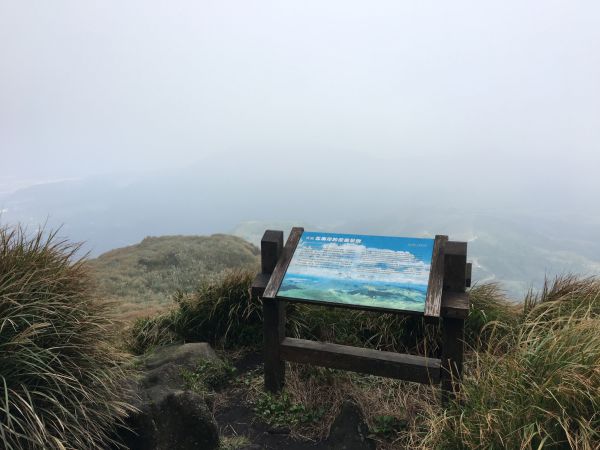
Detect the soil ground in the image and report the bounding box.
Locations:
[214,351,330,450]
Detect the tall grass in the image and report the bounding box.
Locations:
[128,270,265,353]
[172,269,263,346]
[127,256,599,449]
[418,276,600,449]
[129,272,512,359]
[0,226,133,449]
[88,234,260,320]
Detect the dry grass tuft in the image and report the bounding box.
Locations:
[243,363,436,447]
[0,225,135,449]
[417,276,600,450]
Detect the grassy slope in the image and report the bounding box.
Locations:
[88,234,259,320]
[130,272,600,449]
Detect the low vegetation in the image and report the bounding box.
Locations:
[0,226,133,450]
[130,268,600,449]
[182,359,237,393]
[88,234,259,320]
[126,269,265,353]
[419,276,600,449]
[239,363,435,446]
[3,222,597,449]
[128,270,516,356]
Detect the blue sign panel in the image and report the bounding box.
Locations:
[278,231,434,312]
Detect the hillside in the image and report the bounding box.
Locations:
[3,173,599,301]
[88,234,260,320]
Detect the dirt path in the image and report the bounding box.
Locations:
[214,352,330,450]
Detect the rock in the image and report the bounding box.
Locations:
[119,343,221,450]
[119,399,157,450]
[144,342,218,371]
[326,401,376,450]
[154,391,219,450]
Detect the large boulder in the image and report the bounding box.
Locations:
[326,401,376,450]
[120,343,220,450]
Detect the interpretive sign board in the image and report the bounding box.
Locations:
[277,231,435,313]
[252,227,471,402]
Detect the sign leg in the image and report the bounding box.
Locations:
[441,317,464,404]
[263,298,286,392]
[259,230,285,393]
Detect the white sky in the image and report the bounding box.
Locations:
[1,1,599,204]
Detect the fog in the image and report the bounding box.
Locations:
[2,1,600,203]
[1,1,600,298]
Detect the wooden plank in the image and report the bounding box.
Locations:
[445,240,466,257]
[260,230,286,393]
[444,241,467,292]
[441,291,469,319]
[424,235,448,318]
[261,230,283,274]
[251,272,270,298]
[251,230,283,298]
[441,317,465,403]
[280,338,441,384]
[263,297,286,392]
[441,240,467,401]
[465,262,472,288]
[263,227,304,299]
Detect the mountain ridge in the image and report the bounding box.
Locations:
[88,233,259,320]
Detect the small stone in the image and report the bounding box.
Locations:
[154,390,219,450]
[326,401,376,450]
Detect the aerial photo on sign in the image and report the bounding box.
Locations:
[278,231,435,312]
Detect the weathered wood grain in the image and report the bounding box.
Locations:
[424,235,448,318]
[444,241,467,292]
[263,227,304,299]
[440,291,470,319]
[251,272,270,298]
[280,338,441,384]
[465,262,472,288]
[440,240,468,401]
[261,230,283,274]
[263,297,286,392]
[259,230,286,392]
[441,317,465,403]
[251,230,283,298]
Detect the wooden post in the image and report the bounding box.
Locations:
[424,235,448,320]
[441,241,467,403]
[260,230,285,393]
[253,228,471,402]
[441,317,464,403]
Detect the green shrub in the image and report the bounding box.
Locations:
[464,282,518,349]
[295,282,515,356]
[88,234,260,320]
[128,270,266,353]
[219,435,251,450]
[181,359,237,392]
[254,391,325,428]
[129,270,509,359]
[171,270,263,346]
[370,414,407,439]
[420,276,600,449]
[0,226,133,450]
[126,313,178,355]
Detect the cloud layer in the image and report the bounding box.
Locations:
[287,241,430,286]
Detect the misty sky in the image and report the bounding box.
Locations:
[1,1,599,207]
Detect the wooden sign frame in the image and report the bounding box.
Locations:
[271,231,446,316]
[251,227,471,402]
